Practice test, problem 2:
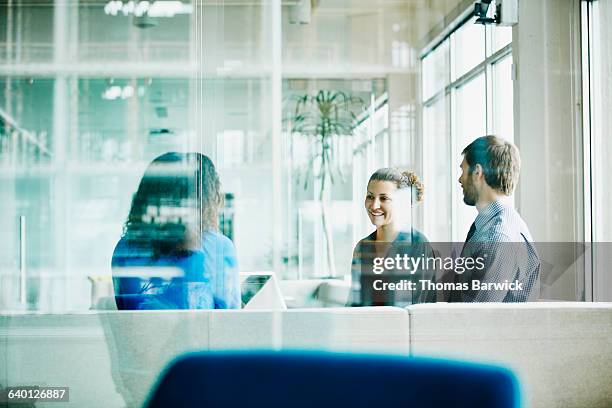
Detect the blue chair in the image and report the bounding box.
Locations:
[146,351,520,408]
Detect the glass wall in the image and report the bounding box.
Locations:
[2,0,612,406]
[282,78,387,280]
[0,0,279,311]
[0,0,467,312]
[1,0,604,308]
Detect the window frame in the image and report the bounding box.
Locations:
[421,13,513,242]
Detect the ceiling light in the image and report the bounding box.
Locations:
[103,0,192,18]
[148,1,192,17]
[102,86,122,100]
[102,85,135,100]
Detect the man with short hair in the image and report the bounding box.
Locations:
[450,135,540,302]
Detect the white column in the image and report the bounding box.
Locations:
[513,0,585,299]
[53,0,70,310]
[271,0,282,276]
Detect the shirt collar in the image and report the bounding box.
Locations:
[366,229,415,243]
[474,200,505,231]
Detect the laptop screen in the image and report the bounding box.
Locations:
[240,275,271,307]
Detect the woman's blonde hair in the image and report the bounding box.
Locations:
[368,168,424,203]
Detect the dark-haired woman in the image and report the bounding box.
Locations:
[111,152,240,310]
[348,168,437,306]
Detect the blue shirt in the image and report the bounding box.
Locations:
[451,200,540,302]
[111,230,240,310]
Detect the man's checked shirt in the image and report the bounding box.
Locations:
[450,200,540,302]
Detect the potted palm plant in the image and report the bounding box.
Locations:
[288,90,365,277]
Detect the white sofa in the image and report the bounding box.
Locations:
[408,303,612,408]
[1,303,611,408]
[0,307,407,407]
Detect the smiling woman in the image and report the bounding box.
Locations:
[364,168,424,241]
[348,168,436,307]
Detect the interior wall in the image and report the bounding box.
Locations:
[592,0,612,301]
[513,0,585,299]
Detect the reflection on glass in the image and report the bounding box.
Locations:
[111,152,240,310]
[0,78,54,165]
[0,78,55,311]
[282,79,384,280]
[0,4,54,62]
[78,0,192,63]
[77,78,191,163]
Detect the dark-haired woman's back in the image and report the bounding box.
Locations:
[111,151,240,310]
[112,229,239,310]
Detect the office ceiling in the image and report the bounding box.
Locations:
[2,0,468,138]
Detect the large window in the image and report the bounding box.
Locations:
[422,16,513,242]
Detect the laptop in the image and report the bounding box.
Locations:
[240,272,287,310]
